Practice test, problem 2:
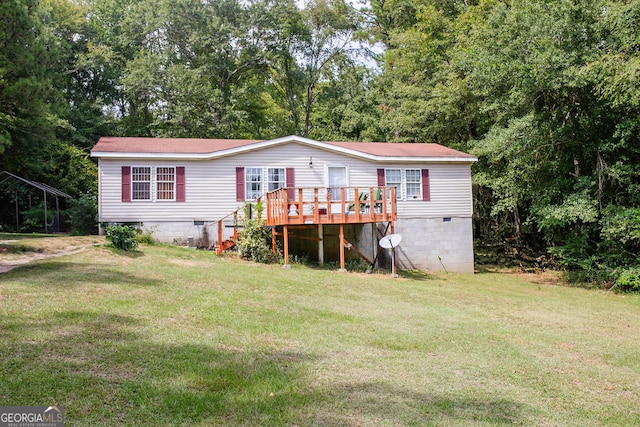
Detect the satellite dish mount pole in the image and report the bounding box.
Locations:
[391,245,397,278]
[379,233,402,278]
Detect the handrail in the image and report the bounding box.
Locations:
[214,197,263,254]
[265,186,396,226]
[215,209,240,254]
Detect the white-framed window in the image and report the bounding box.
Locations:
[132,167,151,200]
[385,168,401,199]
[268,168,285,192]
[125,165,184,203]
[156,167,175,200]
[245,167,263,200]
[405,169,422,199]
[327,165,348,200]
[383,168,425,201]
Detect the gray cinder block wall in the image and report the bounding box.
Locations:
[390,217,474,273]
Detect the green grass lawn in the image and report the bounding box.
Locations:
[1,242,639,426]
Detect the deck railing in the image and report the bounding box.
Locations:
[265,186,396,226]
[214,198,264,254]
[215,209,240,254]
[214,187,396,254]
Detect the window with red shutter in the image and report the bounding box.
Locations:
[122,166,131,202]
[421,169,430,201]
[176,166,185,202]
[286,168,295,200]
[236,167,245,201]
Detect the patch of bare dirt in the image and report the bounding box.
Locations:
[0,236,105,273]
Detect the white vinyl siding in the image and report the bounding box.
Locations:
[97,142,473,223]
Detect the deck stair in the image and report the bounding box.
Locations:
[214,238,237,253]
[214,209,245,255]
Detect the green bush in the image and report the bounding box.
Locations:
[236,216,278,264]
[135,229,156,245]
[614,268,640,293]
[105,225,139,251]
[67,193,98,235]
[20,203,53,233]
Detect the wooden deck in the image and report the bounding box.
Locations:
[264,186,396,227]
[266,187,397,271]
[215,186,397,270]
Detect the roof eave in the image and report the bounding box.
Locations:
[90,152,209,160]
[91,151,477,163]
[90,135,478,163]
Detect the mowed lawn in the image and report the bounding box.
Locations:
[1,239,639,426]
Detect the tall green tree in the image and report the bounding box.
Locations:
[0,0,59,172]
[371,0,640,283]
[270,0,360,137]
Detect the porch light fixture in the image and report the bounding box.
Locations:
[309,156,314,168]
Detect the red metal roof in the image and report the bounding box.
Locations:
[91,136,476,160]
[91,136,264,154]
[323,141,474,158]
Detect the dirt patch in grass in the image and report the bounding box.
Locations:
[0,235,106,273]
[510,269,564,286]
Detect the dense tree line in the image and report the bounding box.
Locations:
[1,0,639,287]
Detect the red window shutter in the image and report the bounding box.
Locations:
[122,166,131,202]
[176,166,185,202]
[422,169,431,201]
[236,167,245,201]
[286,167,295,200]
[377,169,385,186]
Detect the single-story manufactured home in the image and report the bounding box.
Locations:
[90,135,477,273]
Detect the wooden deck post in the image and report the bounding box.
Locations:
[272,226,277,254]
[318,224,324,265]
[390,221,396,274]
[297,188,304,224]
[339,223,346,271]
[217,220,223,255]
[371,222,377,267]
[283,225,290,267]
[313,188,319,223]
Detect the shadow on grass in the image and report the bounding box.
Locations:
[0,310,319,425]
[108,248,145,258]
[397,269,438,281]
[311,382,526,426]
[2,262,163,287]
[0,243,43,253]
[0,233,57,240]
[0,308,529,425]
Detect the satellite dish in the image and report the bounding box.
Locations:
[379,234,402,249]
[379,234,402,278]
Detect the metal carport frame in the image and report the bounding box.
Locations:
[0,171,73,233]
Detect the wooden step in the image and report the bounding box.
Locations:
[215,239,236,255]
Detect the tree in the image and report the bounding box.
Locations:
[369,0,640,285]
[0,0,59,171]
[270,0,360,137]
